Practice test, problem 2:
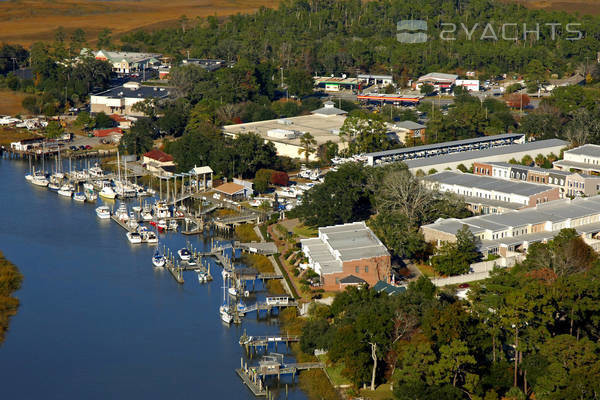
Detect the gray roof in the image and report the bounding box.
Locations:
[311,101,347,116]
[339,275,367,284]
[425,171,555,197]
[486,162,571,176]
[93,85,170,100]
[461,196,523,210]
[406,139,566,169]
[419,72,458,82]
[301,222,389,275]
[367,133,524,159]
[553,159,600,172]
[396,120,426,130]
[565,144,600,157]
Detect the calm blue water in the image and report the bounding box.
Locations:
[0,157,307,400]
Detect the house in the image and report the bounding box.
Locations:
[92,50,161,74]
[300,221,391,291]
[90,82,170,116]
[143,149,175,175]
[93,127,123,143]
[388,120,427,144]
[213,182,251,200]
[109,114,134,129]
[565,173,600,197]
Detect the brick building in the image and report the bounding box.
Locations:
[300,222,391,291]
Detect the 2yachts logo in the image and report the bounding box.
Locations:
[397,20,583,43]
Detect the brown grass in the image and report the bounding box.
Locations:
[0,0,281,46]
[505,0,600,15]
[0,127,39,147]
[0,90,28,116]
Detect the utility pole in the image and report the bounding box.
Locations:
[11,57,16,74]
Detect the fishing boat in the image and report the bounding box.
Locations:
[126,231,142,244]
[149,220,165,232]
[95,206,111,219]
[73,192,86,202]
[152,247,166,267]
[178,248,192,261]
[153,201,171,218]
[115,203,129,221]
[88,163,104,178]
[57,183,74,197]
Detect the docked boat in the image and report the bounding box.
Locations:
[228,286,238,297]
[178,248,192,261]
[24,173,33,182]
[31,171,49,187]
[73,192,86,202]
[48,182,60,192]
[132,205,142,213]
[88,164,104,178]
[236,301,247,313]
[85,190,97,202]
[143,231,158,244]
[83,182,94,192]
[127,217,139,231]
[186,257,197,266]
[220,305,234,324]
[115,203,129,221]
[99,182,116,200]
[197,271,209,283]
[153,201,171,218]
[152,248,166,267]
[126,231,142,244]
[168,219,179,231]
[57,183,74,197]
[157,219,168,231]
[95,206,111,219]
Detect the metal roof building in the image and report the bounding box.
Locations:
[403,139,567,173]
[365,133,526,166]
[422,195,600,255]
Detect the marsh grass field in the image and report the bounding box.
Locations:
[508,0,600,15]
[0,0,280,45]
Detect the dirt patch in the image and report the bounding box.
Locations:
[0,91,28,116]
[0,0,281,46]
[504,0,600,15]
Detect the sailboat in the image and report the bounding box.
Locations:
[220,279,234,324]
[73,192,86,202]
[31,170,49,187]
[57,183,74,197]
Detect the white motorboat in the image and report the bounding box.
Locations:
[48,182,60,192]
[115,203,129,221]
[153,201,171,218]
[143,231,158,244]
[132,205,142,213]
[157,219,167,231]
[152,248,166,267]
[197,271,209,283]
[85,190,97,202]
[127,218,139,231]
[186,257,197,266]
[57,184,74,197]
[228,287,238,297]
[24,173,33,182]
[99,183,116,200]
[141,210,153,221]
[126,231,142,244]
[83,182,94,191]
[88,164,104,178]
[168,220,179,231]
[73,192,86,202]
[178,248,192,261]
[95,206,111,219]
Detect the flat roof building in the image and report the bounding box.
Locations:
[223,102,348,161]
[421,195,600,256]
[301,221,391,291]
[554,144,600,174]
[424,171,560,214]
[90,82,170,116]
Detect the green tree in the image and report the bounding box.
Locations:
[431,225,479,276]
[298,132,317,164]
[94,112,114,129]
[286,67,314,98]
[254,168,274,193]
[45,121,64,138]
[420,83,435,95]
[120,118,155,155]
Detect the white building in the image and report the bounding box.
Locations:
[554,144,600,174]
[90,82,170,116]
[92,50,161,74]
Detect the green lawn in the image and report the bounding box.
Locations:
[317,354,351,387]
[293,224,318,238]
[359,383,395,400]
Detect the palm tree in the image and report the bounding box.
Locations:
[521,154,533,166]
[534,153,546,167]
[298,132,317,164]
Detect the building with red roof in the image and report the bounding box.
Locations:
[142,149,176,175]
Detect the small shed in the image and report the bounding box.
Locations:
[214,182,251,200]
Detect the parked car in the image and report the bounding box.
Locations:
[69,145,77,151]
[85,145,92,150]
[79,145,85,150]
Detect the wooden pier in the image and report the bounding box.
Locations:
[240,297,299,317]
[111,215,136,233]
[239,333,300,354]
[236,354,324,397]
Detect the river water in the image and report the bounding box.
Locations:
[0,157,307,400]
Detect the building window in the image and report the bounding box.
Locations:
[365,266,369,273]
[355,266,359,273]
[335,278,339,284]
